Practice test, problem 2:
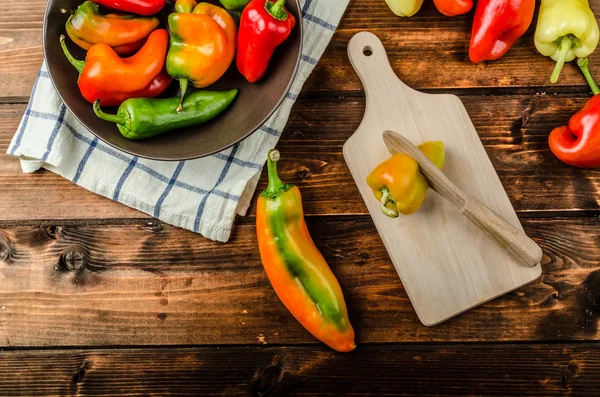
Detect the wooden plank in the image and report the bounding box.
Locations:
[0,216,598,346]
[314,1,600,95]
[4,1,600,101]
[1,344,599,396]
[0,0,45,101]
[2,93,599,221]
[317,0,600,93]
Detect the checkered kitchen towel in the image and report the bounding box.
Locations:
[8,0,349,242]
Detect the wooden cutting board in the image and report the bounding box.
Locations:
[343,32,542,326]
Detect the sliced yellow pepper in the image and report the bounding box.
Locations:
[384,0,424,17]
[367,141,445,218]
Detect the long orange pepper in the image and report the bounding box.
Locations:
[256,150,355,353]
[61,29,171,106]
[66,1,159,55]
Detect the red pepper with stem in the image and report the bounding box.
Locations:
[236,0,296,83]
[60,29,171,106]
[469,0,535,63]
[93,0,165,16]
[549,58,600,168]
[433,0,472,17]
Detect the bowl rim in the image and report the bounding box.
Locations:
[42,0,304,161]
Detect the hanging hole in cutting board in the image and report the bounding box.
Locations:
[363,46,373,57]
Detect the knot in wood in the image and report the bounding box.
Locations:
[296,166,311,180]
[562,361,580,388]
[45,225,63,239]
[142,221,164,234]
[0,234,10,262]
[253,365,282,396]
[60,246,88,272]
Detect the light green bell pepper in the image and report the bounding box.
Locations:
[534,0,600,83]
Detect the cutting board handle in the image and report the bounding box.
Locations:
[348,31,414,99]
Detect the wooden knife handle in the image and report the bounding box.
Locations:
[383,130,543,268]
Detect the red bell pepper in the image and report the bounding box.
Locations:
[236,0,296,83]
[93,0,165,16]
[433,0,472,17]
[549,58,600,168]
[469,0,535,63]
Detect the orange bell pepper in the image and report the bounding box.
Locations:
[167,0,237,111]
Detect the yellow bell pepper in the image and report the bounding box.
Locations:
[384,0,424,17]
[367,141,445,218]
[534,0,600,83]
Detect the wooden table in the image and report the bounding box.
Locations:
[1,1,599,395]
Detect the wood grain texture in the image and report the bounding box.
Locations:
[314,0,600,94]
[0,216,598,346]
[0,1,45,101]
[0,1,597,394]
[1,93,600,221]
[1,344,599,396]
[5,1,600,100]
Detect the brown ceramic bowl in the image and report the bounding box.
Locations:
[43,0,302,160]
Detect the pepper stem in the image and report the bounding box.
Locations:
[577,58,600,95]
[93,100,125,124]
[175,0,197,13]
[378,188,399,218]
[265,149,285,194]
[266,0,288,21]
[550,35,576,84]
[60,35,85,74]
[177,78,188,113]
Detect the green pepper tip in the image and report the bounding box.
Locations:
[550,35,576,84]
[177,78,189,113]
[94,100,126,125]
[265,149,286,195]
[266,0,289,21]
[577,57,600,95]
[378,187,399,218]
[268,149,280,162]
[60,34,85,74]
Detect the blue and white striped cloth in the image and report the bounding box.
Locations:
[8,0,349,242]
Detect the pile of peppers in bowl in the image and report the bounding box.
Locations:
[385,0,600,169]
[60,0,296,140]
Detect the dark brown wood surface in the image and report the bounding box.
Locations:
[1,344,600,396]
[0,217,599,346]
[1,0,600,395]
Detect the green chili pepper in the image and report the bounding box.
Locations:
[219,0,251,10]
[93,89,238,140]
